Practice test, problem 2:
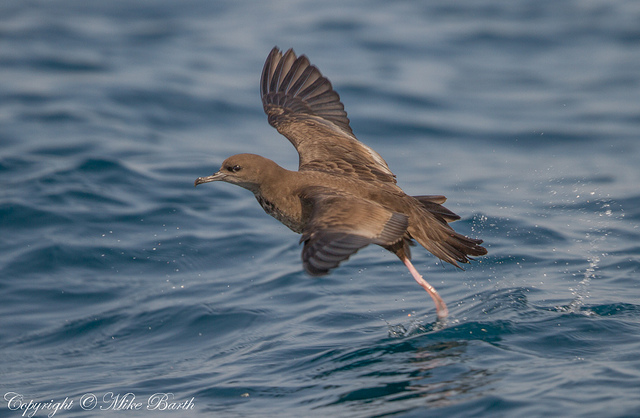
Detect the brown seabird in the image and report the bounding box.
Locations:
[195,47,487,319]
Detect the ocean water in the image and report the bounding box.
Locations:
[2,0,640,416]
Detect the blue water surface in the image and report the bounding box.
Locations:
[2,0,640,417]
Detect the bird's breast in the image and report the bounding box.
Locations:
[255,193,304,233]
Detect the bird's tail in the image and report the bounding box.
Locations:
[408,198,487,268]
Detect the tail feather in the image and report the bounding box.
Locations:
[412,195,461,223]
[408,204,487,268]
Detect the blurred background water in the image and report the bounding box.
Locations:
[1,0,640,416]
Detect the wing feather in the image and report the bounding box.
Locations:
[261,47,397,184]
[299,187,408,276]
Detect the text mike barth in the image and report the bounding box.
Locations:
[4,391,195,416]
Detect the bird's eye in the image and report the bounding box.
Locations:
[227,165,242,173]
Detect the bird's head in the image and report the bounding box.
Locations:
[194,153,279,193]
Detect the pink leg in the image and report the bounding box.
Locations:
[402,257,449,319]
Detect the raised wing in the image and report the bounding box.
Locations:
[298,187,408,276]
[261,47,397,184]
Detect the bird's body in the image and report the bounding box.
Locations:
[195,47,487,319]
[225,156,404,232]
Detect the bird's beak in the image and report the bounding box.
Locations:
[194,171,226,187]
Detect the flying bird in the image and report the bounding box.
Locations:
[195,47,487,318]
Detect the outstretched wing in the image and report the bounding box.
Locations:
[298,187,408,276]
[261,47,397,184]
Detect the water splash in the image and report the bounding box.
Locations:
[556,187,615,315]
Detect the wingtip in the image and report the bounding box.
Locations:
[260,46,355,138]
[303,262,330,277]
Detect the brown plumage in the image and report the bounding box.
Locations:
[195,47,487,319]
